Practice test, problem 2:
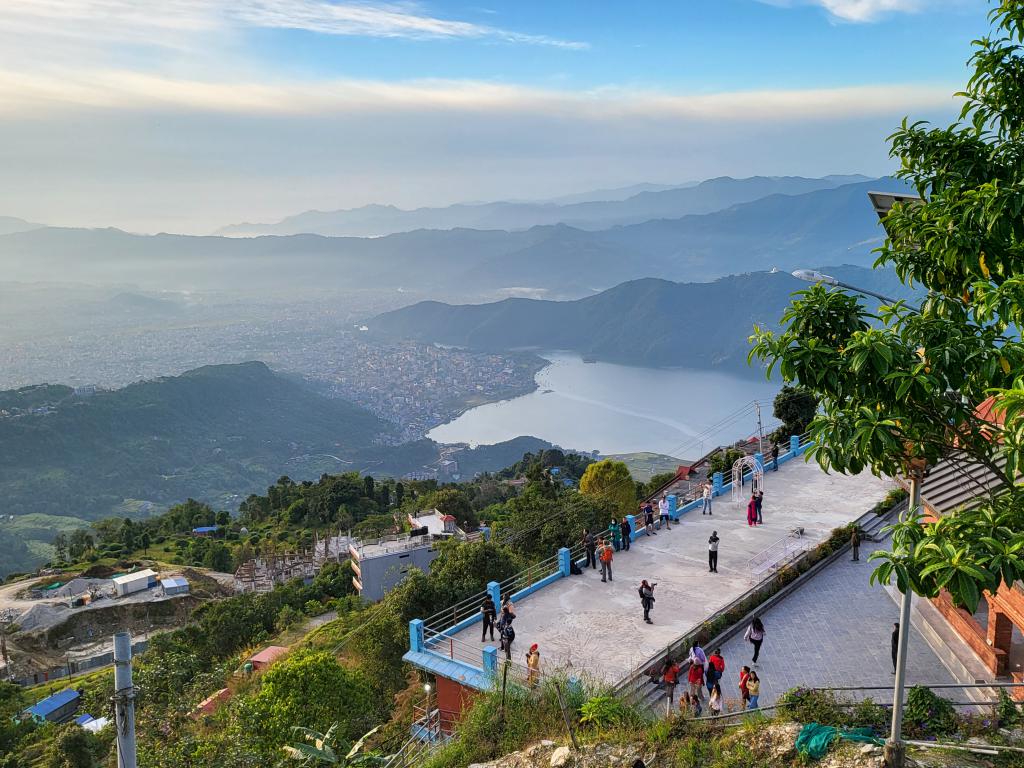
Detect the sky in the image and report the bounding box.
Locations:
[0,0,988,233]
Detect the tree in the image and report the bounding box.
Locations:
[394,482,404,507]
[579,460,635,517]
[425,488,477,529]
[283,723,382,766]
[44,724,97,768]
[362,475,374,501]
[203,542,232,573]
[52,533,68,562]
[139,531,151,556]
[68,530,94,560]
[749,4,1024,614]
[772,385,818,439]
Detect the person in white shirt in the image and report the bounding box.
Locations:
[658,496,671,530]
[702,483,712,515]
[708,531,719,573]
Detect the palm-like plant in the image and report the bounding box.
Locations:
[282,724,383,766]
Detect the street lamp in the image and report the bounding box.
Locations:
[423,682,434,740]
[791,269,901,305]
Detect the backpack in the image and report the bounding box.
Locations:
[570,560,583,576]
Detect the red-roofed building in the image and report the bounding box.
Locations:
[249,645,289,671]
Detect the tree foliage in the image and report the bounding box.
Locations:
[750,3,1024,612]
[578,460,635,517]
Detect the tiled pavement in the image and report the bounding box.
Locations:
[715,539,959,707]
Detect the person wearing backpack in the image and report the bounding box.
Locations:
[639,580,655,624]
[608,518,622,552]
[744,617,765,663]
[598,539,614,582]
[499,619,516,660]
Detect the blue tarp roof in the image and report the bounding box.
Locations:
[191,526,218,533]
[26,688,79,718]
[75,714,94,725]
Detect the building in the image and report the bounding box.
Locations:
[349,535,440,602]
[112,569,157,597]
[249,645,289,671]
[407,509,461,538]
[160,576,190,596]
[23,688,80,724]
[193,687,231,717]
[191,526,218,537]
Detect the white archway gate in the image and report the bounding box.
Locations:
[731,455,763,502]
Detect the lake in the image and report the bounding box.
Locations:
[428,352,780,459]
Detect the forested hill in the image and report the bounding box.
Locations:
[0,362,388,521]
[368,266,915,371]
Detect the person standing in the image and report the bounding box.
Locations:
[702,482,712,515]
[851,526,861,561]
[746,671,761,709]
[644,504,657,536]
[755,490,764,525]
[501,594,516,620]
[661,658,680,708]
[525,643,541,688]
[771,443,779,472]
[707,648,725,694]
[708,531,720,573]
[620,517,632,551]
[500,620,515,661]
[609,518,622,552]
[639,580,655,624]
[745,618,765,664]
[687,658,705,700]
[598,538,614,583]
[739,665,751,709]
[480,595,496,642]
[583,528,597,569]
[891,622,900,674]
[708,682,723,715]
[747,493,758,527]
[658,496,671,530]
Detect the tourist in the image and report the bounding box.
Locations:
[755,490,764,524]
[609,517,622,552]
[892,622,900,674]
[501,594,516,619]
[746,671,761,709]
[707,648,725,694]
[619,517,632,551]
[702,482,712,515]
[747,493,758,527]
[687,658,705,700]
[739,665,751,709]
[499,618,515,660]
[744,617,765,663]
[598,538,614,583]
[639,580,656,624]
[583,528,597,569]
[681,691,702,718]
[708,531,719,573]
[644,503,657,536]
[688,642,707,672]
[661,657,681,706]
[771,443,779,472]
[480,595,497,642]
[658,495,671,530]
[525,643,541,688]
[851,526,861,561]
[708,682,723,715]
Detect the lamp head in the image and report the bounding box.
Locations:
[791,269,838,286]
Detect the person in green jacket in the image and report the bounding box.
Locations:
[609,518,622,551]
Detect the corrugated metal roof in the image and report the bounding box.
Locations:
[75,714,94,725]
[26,688,79,717]
[919,452,1008,516]
[112,569,157,585]
[192,526,218,533]
[160,577,189,588]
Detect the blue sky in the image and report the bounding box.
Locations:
[0,0,990,232]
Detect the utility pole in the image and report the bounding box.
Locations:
[113,632,138,768]
[884,463,924,768]
[754,401,764,455]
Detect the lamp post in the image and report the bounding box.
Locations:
[790,269,901,305]
[423,682,434,740]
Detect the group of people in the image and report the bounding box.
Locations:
[582,519,635,583]
[745,490,765,527]
[481,593,520,660]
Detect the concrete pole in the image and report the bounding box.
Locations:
[113,631,137,768]
[884,473,922,768]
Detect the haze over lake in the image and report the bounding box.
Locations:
[428,353,780,458]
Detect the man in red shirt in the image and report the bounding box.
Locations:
[707,648,725,694]
[687,660,705,699]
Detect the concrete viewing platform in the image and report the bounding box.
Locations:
[447,457,894,684]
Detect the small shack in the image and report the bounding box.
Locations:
[249,645,289,671]
[160,576,190,596]
[23,688,80,724]
[112,569,157,597]
[191,526,218,537]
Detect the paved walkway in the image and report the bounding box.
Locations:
[715,539,959,708]
[448,458,893,683]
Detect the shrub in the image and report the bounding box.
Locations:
[579,695,627,728]
[998,688,1021,728]
[778,688,847,726]
[903,686,956,738]
[848,697,888,732]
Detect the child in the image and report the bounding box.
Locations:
[746,671,760,709]
[739,665,751,709]
[687,657,705,699]
[708,682,723,715]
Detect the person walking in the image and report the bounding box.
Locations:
[499,620,515,661]
[661,658,681,708]
[746,671,761,709]
[583,528,597,569]
[771,443,779,472]
[739,665,751,709]
[891,622,900,674]
[745,618,765,664]
[702,482,712,515]
[851,526,861,561]
[688,642,707,672]
[708,531,720,573]
[687,658,705,700]
[707,648,725,694]
[658,496,671,530]
[480,595,496,642]
[708,682,723,715]
[619,517,631,551]
[609,518,622,552]
[755,490,764,524]
[644,503,657,536]
[746,493,758,527]
[639,580,655,624]
[525,643,541,688]
[598,538,614,583]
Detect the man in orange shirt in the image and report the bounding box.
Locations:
[598,538,614,583]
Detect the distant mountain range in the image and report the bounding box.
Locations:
[368,266,917,371]
[215,175,869,237]
[0,177,907,296]
[0,215,43,235]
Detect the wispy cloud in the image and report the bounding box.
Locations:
[758,0,930,23]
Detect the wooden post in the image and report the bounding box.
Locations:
[554,682,580,751]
